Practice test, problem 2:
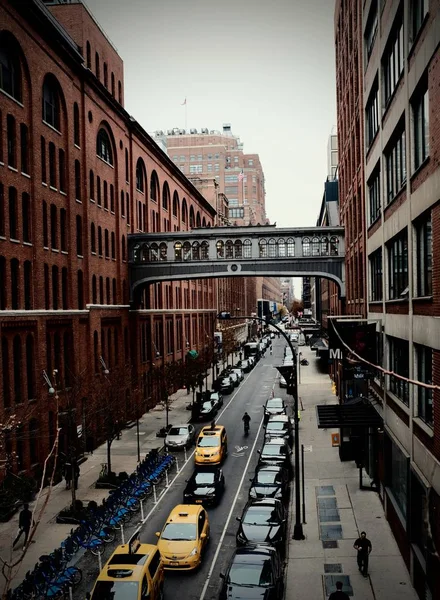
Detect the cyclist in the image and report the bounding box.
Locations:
[242,412,251,433]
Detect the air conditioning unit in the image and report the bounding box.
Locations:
[190,128,198,134]
[179,129,186,135]
[167,130,173,135]
[201,128,209,134]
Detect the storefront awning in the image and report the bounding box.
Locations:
[316,399,383,428]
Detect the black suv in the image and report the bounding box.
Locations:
[236,498,287,555]
[263,397,287,423]
[183,466,225,506]
[264,415,293,446]
[258,438,293,479]
[219,546,284,600]
[249,464,290,504]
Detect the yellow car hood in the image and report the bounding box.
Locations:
[158,538,196,557]
[196,447,220,457]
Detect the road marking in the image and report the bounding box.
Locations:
[198,416,264,600]
[235,445,248,453]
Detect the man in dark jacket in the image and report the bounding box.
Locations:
[328,581,349,600]
[354,531,372,576]
[13,503,33,550]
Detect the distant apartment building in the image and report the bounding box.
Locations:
[280,278,295,309]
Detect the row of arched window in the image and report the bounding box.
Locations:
[133,236,340,262]
[90,223,116,260]
[0,256,33,310]
[89,170,115,211]
[0,184,31,243]
[85,41,123,104]
[1,334,36,407]
[2,112,29,174]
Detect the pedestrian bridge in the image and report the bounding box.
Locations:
[128,225,345,301]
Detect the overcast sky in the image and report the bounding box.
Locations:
[85,0,337,230]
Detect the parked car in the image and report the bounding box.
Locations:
[228,371,240,387]
[249,464,290,504]
[183,466,225,506]
[279,375,287,388]
[219,546,284,600]
[210,391,223,410]
[258,437,293,479]
[197,400,218,421]
[236,498,287,555]
[247,356,256,368]
[231,368,244,382]
[263,397,287,422]
[264,415,293,446]
[220,376,234,394]
[238,359,251,373]
[165,424,196,450]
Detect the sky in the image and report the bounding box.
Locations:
[85,0,337,231]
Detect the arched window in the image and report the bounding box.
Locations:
[162,182,170,211]
[278,238,286,257]
[89,169,95,201]
[76,215,83,256]
[118,81,122,103]
[92,274,97,303]
[286,237,295,257]
[302,237,311,256]
[225,240,234,259]
[75,160,81,200]
[172,192,179,217]
[202,217,206,227]
[196,211,201,228]
[24,261,32,309]
[174,242,182,261]
[99,276,104,303]
[150,242,159,261]
[201,241,209,260]
[111,72,115,96]
[0,33,22,101]
[26,335,35,400]
[13,335,22,404]
[243,239,252,259]
[103,62,108,88]
[136,158,145,192]
[0,257,6,309]
[98,226,102,256]
[268,238,277,257]
[10,258,19,308]
[90,222,96,253]
[159,242,167,261]
[192,241,200,260]
[321,236,329,256]
[150,171,159,202]
[106,277,110,304]
[216,240,224,258]
[330,236,339,256]
[73,103,80,146]
[52,265,59,309]
[259,239,268,258]
[181,199,188,224]
[104,228,109,258]
[86,41,91,68]
[95,51,100,79]
[312,236,320,256]
[189,206,195,228]
[111,231,115,259]
[42,76,60,130]
[96,128,113,165]
[112,278,117,304]
[234,240,243,258]
[77,270,84,309]
[182,241,191,261]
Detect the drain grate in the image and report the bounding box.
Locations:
[324,563,342,573]
[318,497,337,510]
[322,540,338,549]
[320,525,343,540]
[319,508,340,522]
[316,485,335,496]
[324,575,353,596]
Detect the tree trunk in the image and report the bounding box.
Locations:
[107,438,112,475]
[165,396,169,429]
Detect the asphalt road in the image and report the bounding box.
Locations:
[139,338,289,600]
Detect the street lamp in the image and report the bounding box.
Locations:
[218,311,305,540]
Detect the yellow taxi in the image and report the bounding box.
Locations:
[194,424,228,466]
[156,504,210,570]
[87,537,164,600]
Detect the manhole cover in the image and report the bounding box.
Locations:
[322,540,338,549]
[324,564,342,573]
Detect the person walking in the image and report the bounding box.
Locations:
[12,503,34,550]
[269,346,273,356]
[328,581,350,600]
[354,531,372,576]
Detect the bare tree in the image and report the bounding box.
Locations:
[150,360,186,429]
[221,327,237,367]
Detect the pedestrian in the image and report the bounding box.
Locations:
[269,347,273,356]
[12,503,34,550]
[64,461,72,490]
[74,463,80,490]
[328,581,350,600]
[354,531,372,576]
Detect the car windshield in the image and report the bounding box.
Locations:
[201,402,213,410]
[229,562,273,587]
[194,472,216,484]
[161,522,197,541]
[243,506,279,525]
[267,422,285,431]
[262,445,284,456]
[256,471,280,485]
[168,427,188,436]
[267,399,283,408]
[91,581,139,600]
[198,436,220,447]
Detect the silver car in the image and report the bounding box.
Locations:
[165,424,196,449]
[232,368,244,382]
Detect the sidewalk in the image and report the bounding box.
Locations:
[285,345,417,600]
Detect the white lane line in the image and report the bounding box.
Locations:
[198,416,265,600]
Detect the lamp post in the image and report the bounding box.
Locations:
[218,311,305,540]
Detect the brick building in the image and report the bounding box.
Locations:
[0,0,217,477]
[335,0,440,597]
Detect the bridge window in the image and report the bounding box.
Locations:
[216,240,224,258]
[201,241,209,260]
[312,236,320,256]
[141,243,149,261]
[234,240,242,258]
[174,242,182,261]
[277,239,286,257]
[302,237,311,256]
[225,240,234,259]
[286,238,295,257]
[183,241,191,261]
[159,243,167,261]
[150,243,159,261]
[259,239,268,258]
[321,236,329,255]
[243,239,252,258]
[330,236,339,256]
[133,243,140,261]
[268,238,277,258]
[192,241,200,260]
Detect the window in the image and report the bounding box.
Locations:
[388,230,408,299]
[411,0,428,42]
[60,208,67,252]
[383,21,404,104]
[86,41,91,68]
[248,159,253,166]
[73,102,80,146]
[7,114,16,168]
[412,86,429,170]
[48,142,56,188]
[365,81,379,147]
[22,193,31,243]
[10,259,19,308]
[0,36,22,100]
[24,261,32,309]
[8,186,18,239]
[150,172,158,202]
[416,344,432,427]
[364,0,378,61]
[162,184,169,210]
[207,164,212,172]
[369,248,383,301]
[76,215,83,256]
[52,265,59,309]
[229,208,244,219]
[415,214,432,297]
[104,229,109,258]
[110,184,114,212]
[225,175,238,183]
[388,336,409,404]
[50,203,57,249]
[225,186,238,195]
[91,222,96,253]
[385,128,406,202]
[41,136,46,183]
[96,128,113,165]
[59,149,66,193]
[42,201,48,247]
[97,176,101,206]
[103,180,108,209]
[77,270,84,309]
[189,165,202,174]
[20,124,29,174]
[98,226,102,256]
[136,158,145,192]
[95,52,100,79]
[111,231,115,259]
[118,81,122,103]
[62,267,68,309]
[368,167,381,224]
[214,164,219,171]
[44,263,49,308]
[0,183,4,236]
[42,77,60,130]
[111,72,115,96]
[387,436,408,520]
[103,62,108,88]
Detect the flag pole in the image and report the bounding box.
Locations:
[185,101,187,131]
